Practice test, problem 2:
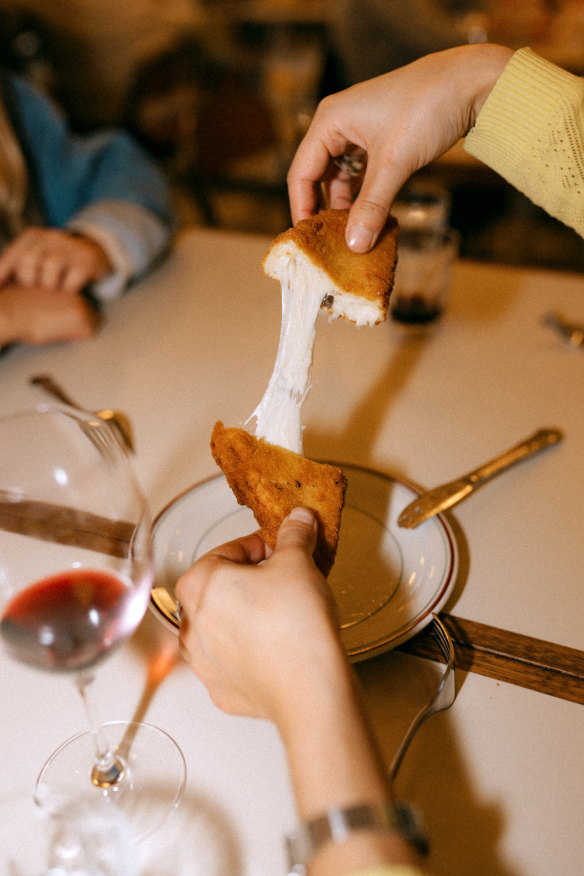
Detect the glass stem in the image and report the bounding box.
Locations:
[75,671,125,788]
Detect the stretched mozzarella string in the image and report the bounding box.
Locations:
[247,256,328,455]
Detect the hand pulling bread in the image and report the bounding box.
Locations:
[250,209,398,456]
[211,209,398,574]
[210,422,346,576]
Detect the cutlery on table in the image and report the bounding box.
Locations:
[389,614,455,786]
[543,311,584,348]
[30,374,135,453]
[398,427,563,529]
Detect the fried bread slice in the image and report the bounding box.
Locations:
[211,211,394,574]
[250,209,398,456]
[211,421,347,576]
[262,208,398,326]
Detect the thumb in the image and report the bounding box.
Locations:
[275,507,318,554]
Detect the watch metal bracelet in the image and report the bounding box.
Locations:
[286,800,429,875]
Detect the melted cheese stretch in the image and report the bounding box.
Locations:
[248,257,330,455]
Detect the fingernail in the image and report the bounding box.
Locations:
[288,507,315,525]
[346,224,375,252]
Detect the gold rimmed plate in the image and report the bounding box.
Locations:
[150,463,458,661]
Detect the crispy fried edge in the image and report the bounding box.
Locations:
[262,208,398,313]
[210,421,346,575]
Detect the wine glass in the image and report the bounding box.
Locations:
[0,405,186,843]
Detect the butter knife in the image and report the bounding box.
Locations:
[398,427,563,529]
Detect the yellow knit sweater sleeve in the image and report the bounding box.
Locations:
[464,47,584,237]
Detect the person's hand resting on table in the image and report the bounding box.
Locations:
[0,228,108,346]
[0,283,100,347]
[0,227,111,294]
[177,508,427,876]
[287,43,514,252]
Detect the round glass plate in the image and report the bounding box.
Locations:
[150,463,458,661]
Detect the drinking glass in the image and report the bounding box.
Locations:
[390,227,459,324]
[0,406,185,842]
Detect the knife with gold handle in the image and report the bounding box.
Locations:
[398,427,564,529]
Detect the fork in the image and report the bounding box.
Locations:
[31,374,135,453]
[543,311,584,348]
[389,614,456,784]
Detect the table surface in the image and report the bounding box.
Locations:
[1,227,583,875]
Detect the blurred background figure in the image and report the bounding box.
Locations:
[0,0,205,130]
[0,65,174,349]
[329,0,560,89]
[330,0,490,89]
[0,0,277,228]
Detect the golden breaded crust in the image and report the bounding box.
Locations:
[210,421,347,576]
[262,208,398,312]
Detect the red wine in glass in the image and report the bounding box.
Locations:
[0,406,186,844]
[1,568,144,672]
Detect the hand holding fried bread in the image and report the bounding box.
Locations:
[176,507,339,722]
[211,421,346,576]
[177,513,423,874]
[288,44,514,252]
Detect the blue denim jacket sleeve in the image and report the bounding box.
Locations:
[7,74,175,297]
[10,74,174,227]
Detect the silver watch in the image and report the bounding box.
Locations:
[285,800,429,875]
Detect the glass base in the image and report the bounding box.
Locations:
[34,721,186,842]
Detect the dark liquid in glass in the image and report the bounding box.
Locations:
[391,294,442,324]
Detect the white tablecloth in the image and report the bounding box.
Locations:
[1,228,583,875]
